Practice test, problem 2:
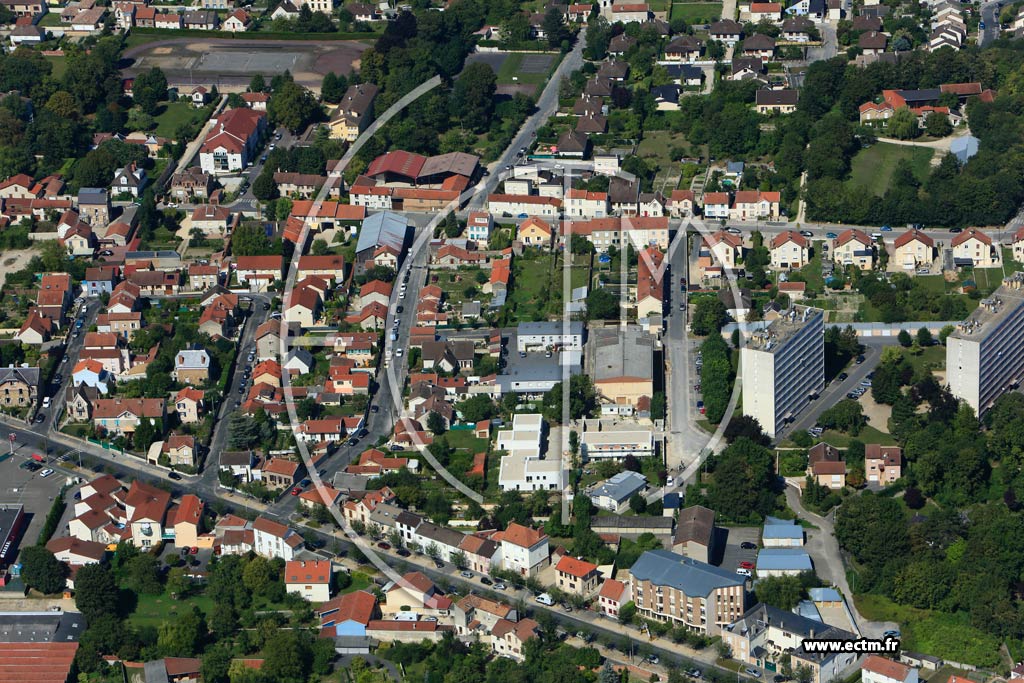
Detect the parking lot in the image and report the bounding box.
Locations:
[715,526,760,574]
[1,453,75,556]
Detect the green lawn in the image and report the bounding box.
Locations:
[819,425,897,447]
[152,101,212,139]
[671,2,724,22]
[969,266,1006,294]
[44,55,67,80]
[914,274,947,294]
[848,143,935,197]
[445,429,489,453]
[852,594,1003,667]
[506,252,564,321]
[130,591,217,629]
[495,53,556,86]
[902,344,945,375]
[339,571,371,594]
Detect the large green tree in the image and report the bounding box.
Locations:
[706,438,778,522]
[834,493,909,567]
[73,564,119,621]
[450,62,497,133]
[20,546,67,594]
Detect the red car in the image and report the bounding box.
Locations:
[377,542,391,550]
[291,487,302,496]
[739,561,754,570]
[190,547,199,555]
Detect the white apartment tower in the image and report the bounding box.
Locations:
[741,306,824,438]
[947,272,1024,414]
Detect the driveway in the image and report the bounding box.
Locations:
[784,485,897,638]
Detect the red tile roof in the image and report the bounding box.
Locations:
[951,227,991,247]
[497,522,547,549]
[285,559,331,584]
[556,555,599,578]
[599,578,627,601]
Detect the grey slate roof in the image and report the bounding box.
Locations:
[356,211,408,255]
[629,549,745,597]
[591,471,647,503]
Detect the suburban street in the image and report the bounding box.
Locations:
[979,0,1002,46]
[470,38,586,208]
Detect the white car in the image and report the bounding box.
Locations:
[736,567,752,577]
[395,348,403,357]
[42,396,51,409]
[39,468,54,478]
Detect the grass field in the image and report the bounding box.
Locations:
[496,52,556,86]
[130,591,216,629]
[506,251,564,321]
[914,274,947,293]
[853,594,1003,667]
[152,101,212,138]
[848,143,935,196]
[819,425,897,447]
[671,2,724,22]
[44,55,67,80]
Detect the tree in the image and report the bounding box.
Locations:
[457,395,497,423]
[897,329,912,347]
[426,411,446,435]
[242,556,276,597]
[249,74,267,93]
[629,493,647,514]
[723,415,770,446]
[133,67,168,115]
[887,106,919,140]
[252,171,279,201]
[450,62,497,133]
[691,297,728,335]
[132,417,158,451]
[817,399,866,435]
[542,374,598,422]
[73,564,119,621]
[754,575,806,610]
[916,327,933,346]
[45,91,78,119]
[542,6,570,48]
[618,601,637,624]
[158,605,206,657]
[834,493,909,568]
[924,111,952,138]
[320,72,348,104]
[706,438,778,522]
[202,645,233,683]
[20,546,67,595]
[269,80,322,134]
[263,630,312,683]
[586,287,619,321]
[124,553,163,595]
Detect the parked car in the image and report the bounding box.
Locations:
[460,570,473,578]
[493,583,507,591]
[746,669,761,678]
[480,577,493,585]
[646,655,660,665]
[736,568,752,577]
[740,541,757,550]
[396,548,411,557]
[39,468,54,478]
[168,472,182,481]
[377,542,391,550]
[799,230,813,237]
[739,561,754,570]
[290,487,302,495]
[837,372,848,381]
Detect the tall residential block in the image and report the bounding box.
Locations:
[740,305,824,438]
[947,273,1024,414]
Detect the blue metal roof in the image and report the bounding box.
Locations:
[762,516,804,540]
[756,548,813,571]
[808,587,842,603]
[663,492,681,509]
[592,471,646,504]
[630,550,745,597]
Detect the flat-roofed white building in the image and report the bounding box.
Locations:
[496,414,563,492]
[517,321,585,352]
[947,272,1024,414]
[580,427,655,460]
[741,306,824,438]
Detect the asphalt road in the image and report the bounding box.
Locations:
[779,340,884,440]
[979,0,1002,46]
[469,38,586,209]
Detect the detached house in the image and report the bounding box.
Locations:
[865,444,902,484]
[832,229,875,270]
[894,229,934,270]
[111,163,147,198]
[199,108,267,174]
[730,190,781,220]
[555,556,601,596]
[951,228,996,267]
[172,347,211,385]
[93,398,165,436]
[770,230,809,269]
